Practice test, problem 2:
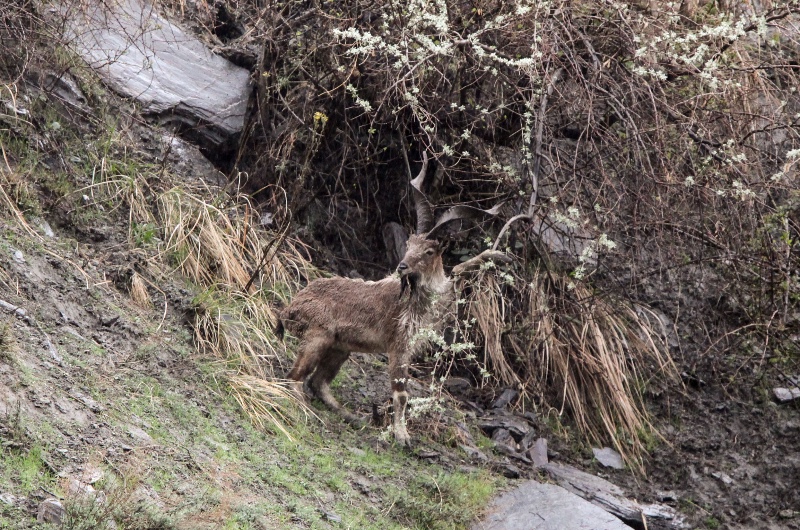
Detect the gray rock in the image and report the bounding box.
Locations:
[492,441,532,465]
[62,0,250,148]
[320,509,341,523]
[527,438,549,468]
[460,444,489,463]
[160,134,226,186]
[492,388,518,409]
[37,498,65,524]
[478,415,530,439]
[43,336,63,363]
[70,390,102,412]
[712,471,734,485]
[491,428,516,448]
[0,493,16,506]
[592,447,624,470]
[382,222,409,268]
[68,478,106,504]
[519,427,537,450]
[36,71,88,109]
[498,463,522,479]
[0,299,27,318]
[79,465,104,485]
[658,490,678,502]
[30,217,55,238]
[127,425,154,444]
[472,480,630,530]
[455,422,475,446]
[544,463,689,529]
[774,387,800,402]
[523,208,596,266]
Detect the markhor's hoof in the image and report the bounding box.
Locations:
[394,428,412,448]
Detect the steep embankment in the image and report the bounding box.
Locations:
[3,1,800,529]
[0,79,497,528]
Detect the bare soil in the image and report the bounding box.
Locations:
[324,343,800,529]
[3,206,799,529]
[0,28,797,530]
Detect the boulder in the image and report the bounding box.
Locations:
[544,463,689,529]
[774,387,800,403]
[527,437,549,467]
[61,0,250,150]
[37,498,65,525]
[472,480,630,530]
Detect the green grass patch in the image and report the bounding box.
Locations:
[0,444,54,495]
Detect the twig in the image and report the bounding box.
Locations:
[243,217,292,293]
[528,67,563,217]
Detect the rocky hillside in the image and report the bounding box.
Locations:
[0,80,502,530]
[1,0,800,529]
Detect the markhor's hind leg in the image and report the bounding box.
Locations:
[308,348,363,425]
[287,333,333,398]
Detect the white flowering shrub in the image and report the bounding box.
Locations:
[225,0,800,459]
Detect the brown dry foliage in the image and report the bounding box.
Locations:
[3,0,800,463]
[227,0,799,462]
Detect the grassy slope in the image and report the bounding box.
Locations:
[0,78,498,529]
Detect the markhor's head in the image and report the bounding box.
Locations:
[397,235,442,297]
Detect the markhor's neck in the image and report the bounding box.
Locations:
[408,280,446,313]
[421,270,448,293]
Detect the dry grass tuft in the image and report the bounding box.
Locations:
[83,168,155,237]
[170,188,316,434]
[145,182,319,435]
[460,267,677,472]
[0,152,38,238]
[193,289,283,372]
[468,274,523,389]
[85,170,318,435]
[129,272,152,308]
[227,374,318,439]
[158,187,252,289]
[193,282,318,435]
[0,321,18,363]
[157,185,312,295]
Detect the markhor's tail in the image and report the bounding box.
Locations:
[274,320,285,340]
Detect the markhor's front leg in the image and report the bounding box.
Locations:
[389,349,411,446]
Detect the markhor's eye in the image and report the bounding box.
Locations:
[425,249,435,255]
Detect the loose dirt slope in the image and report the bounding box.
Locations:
[0,81,498,528]
[2,2,800,528]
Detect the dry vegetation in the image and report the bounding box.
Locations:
[455,268,676,466]
[0,0,320,439]
[190,0,800,465]
[3,0,800,473]
[119,180,321,434]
